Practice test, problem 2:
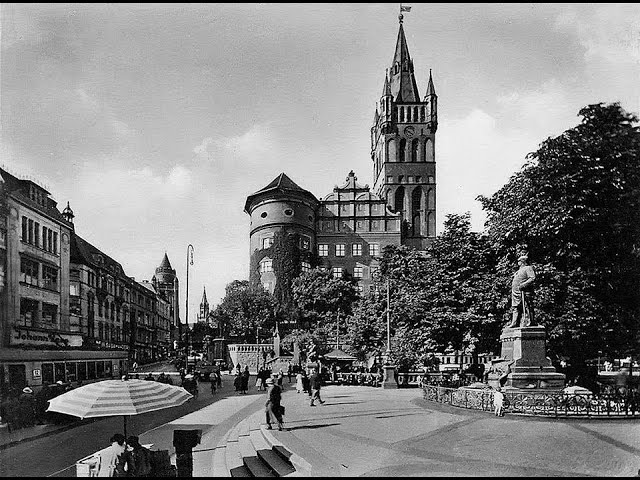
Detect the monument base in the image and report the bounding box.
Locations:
[382,364,397,389]
[491,325,565,391]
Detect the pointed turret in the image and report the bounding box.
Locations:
[159,252,172,270]
[62,201,75,223]
[425,69,436,97]
[200,286,208,306]
[424,69,438,129]
[389,19,420,102]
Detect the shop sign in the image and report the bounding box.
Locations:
[32,369,42,379]
[12,326,83,348]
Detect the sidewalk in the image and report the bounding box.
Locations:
[254,385,640,477]
[0,419,87,451]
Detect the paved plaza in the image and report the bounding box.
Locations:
[199,384,640,477]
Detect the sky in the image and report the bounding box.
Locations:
[2,3,639,319]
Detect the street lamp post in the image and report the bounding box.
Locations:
[256,325,260,374]
[185,244,194,372]
[382,277,397,389]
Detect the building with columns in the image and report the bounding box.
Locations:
[246,15,436,299]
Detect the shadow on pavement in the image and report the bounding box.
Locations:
[375,411,427,419]
[284,423,341,432]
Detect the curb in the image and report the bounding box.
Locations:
[0,418,90,451]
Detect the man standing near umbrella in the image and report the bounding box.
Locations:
[90,433,128,477]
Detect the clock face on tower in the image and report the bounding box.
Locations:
[404,126,415,137]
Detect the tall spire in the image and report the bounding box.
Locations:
[201,286,208,305]
[389,17,420,102]
[425,68,436,97]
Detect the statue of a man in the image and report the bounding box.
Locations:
[506,254,536,328]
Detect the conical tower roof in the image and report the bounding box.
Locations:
[159,252,173,270]
[244,173,318,213]
[389,21,420,102]
[425,69,436,97]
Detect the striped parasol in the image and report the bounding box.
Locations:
[47,376,193,437]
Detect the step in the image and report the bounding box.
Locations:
[260,426,313,477]
[212,446,230,478]
[239,435,275,477]
[225,440,246,474]
[250,430,296,477]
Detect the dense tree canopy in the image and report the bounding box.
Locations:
[345,213,503,370]
[212,280,276,344]
[478,103,640,363]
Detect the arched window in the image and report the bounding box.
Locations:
[412,187,423,236]
[414,106,419,121]
[399,139,407,162]
[425,138,434,162]
[399,107,404,122]
[407,107,411,122]
[394,186,405,214]
[387,138,396,163]
[421,107,426,122]
[411,139,419,162]
[427,212,436,237]
[427,188,435,210]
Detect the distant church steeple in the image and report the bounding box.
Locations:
[198,286,209,323]
[371,9,437,249]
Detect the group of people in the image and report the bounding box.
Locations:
[90,433,154,477]
[233,365,251,394]
[0,381,75,431]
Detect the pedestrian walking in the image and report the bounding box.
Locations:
[264,378,284,431]
[287,362,293,383]
[309,368,325,406]
[277,370,284,387]
[301,369,310,395]
[256,368,265,391]
[210,378,217,395]
[233,372,242,393]
[295,371,304,393]
[241,365,250,394]
[493,387,505,417]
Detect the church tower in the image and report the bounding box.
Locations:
[371,12,437,249]
[198,286,210,324]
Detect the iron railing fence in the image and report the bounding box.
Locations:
[422,384,640,418]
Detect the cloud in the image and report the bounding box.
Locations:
[193,124,275,163]
[438,82,576,233]
[555,4,640,66]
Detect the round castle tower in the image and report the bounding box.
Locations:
[244,173,318,293]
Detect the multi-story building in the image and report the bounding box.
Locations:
[1,165,179,394]
[245,16,436,298]
[0,167,128,395]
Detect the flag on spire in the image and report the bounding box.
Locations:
[400,5,412,12]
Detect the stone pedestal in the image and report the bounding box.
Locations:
[382,364,397,389]
[493,326,565,391]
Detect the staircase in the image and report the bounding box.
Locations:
[212,409,309,477]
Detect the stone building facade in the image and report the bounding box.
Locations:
[0,165,177,395]
[245,18,437,298]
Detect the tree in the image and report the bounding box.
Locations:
[292,268,358,342]
[344,214,503,370]
[213,280,276,344]
[478,103,640,364]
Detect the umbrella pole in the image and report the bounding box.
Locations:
[124,415,127,440]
